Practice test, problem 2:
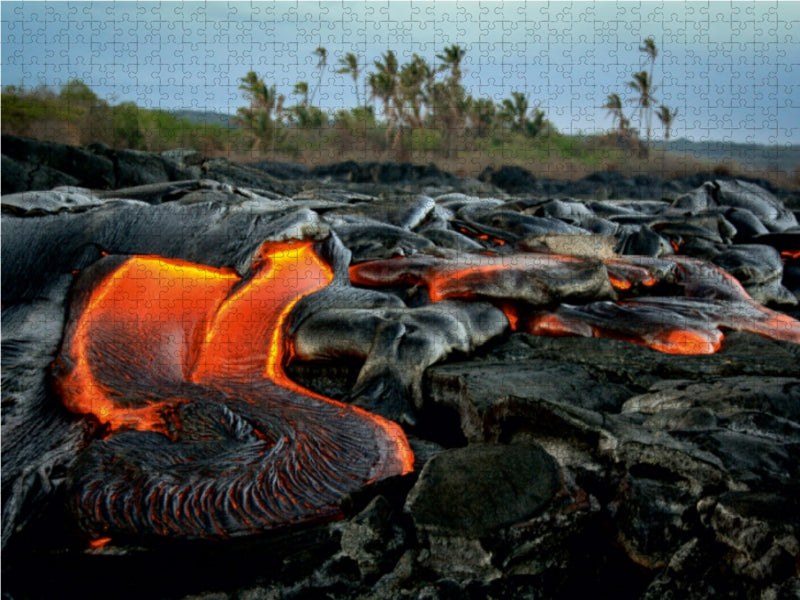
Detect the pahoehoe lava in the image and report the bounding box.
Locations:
[350,252,800,354]
[53,239,413,540]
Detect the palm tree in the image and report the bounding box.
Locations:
[397,54,433,130]
[436,44,466,82]
[293,81,309,107]
[429,80,467,158]
[236,71,282,149]
[391,55,433,157]
[335,52,362,106]
[287,81,326,129]
[500,91,529,132]
[655,104,678,141]
[603,93,626,135]
[627,70,657,156]
[635,37,658,157]
[369,51,399,149]
[310,47,327,105]
[525,106,546,138]
[433,45,468,156]
[640,37,657,70]
[466,96,496,138]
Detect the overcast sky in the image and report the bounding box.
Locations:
[2,1,798,144]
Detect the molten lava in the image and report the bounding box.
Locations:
[350,251,800,355]
[53,235,800,541]
[55,240,413,540]
[781,249,800,260]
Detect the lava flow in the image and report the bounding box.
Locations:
[54,240,413,540]
[350,252,800,355]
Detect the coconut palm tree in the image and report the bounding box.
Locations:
[466,96,496,138]
[369,51,399,149]
[236,71,282,148]
[655,104,678,141]
[627,70,657,156]
[336,52,362,106]
[391,55,433,157]
[436,44,466,82]
[293,81,309,107]
[433,45,468,156]
[603,93,626,135]
[525,106,546,138]
[429,79,466,158]
[500,91,529,132]
[397,54,433,130]
[310,47,327,105]
[640,37,657,71]
[634,37,658,157]
[287,81,325,128]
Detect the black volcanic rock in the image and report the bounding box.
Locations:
[406,442,559,537]
[2,134,115,191]
[425,360,632,442]
[1,154,81,194]
[311,161,454,185]
[249,159,312,180]
[479,164,538,193]
[87,144,171,187]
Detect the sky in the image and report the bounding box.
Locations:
[2,1,799,145]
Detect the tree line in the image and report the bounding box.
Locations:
[237,39,678,159]
[236,44,552,159]
[2,38,678,162]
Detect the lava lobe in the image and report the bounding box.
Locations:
[54,239,413,541]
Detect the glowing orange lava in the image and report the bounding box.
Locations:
[56,239,413,467]
[458,227,506,245]
[603,259,659,289]
[55,257,240,436]
[88,537,112,549]
[526,313,596,338]
[648,328,722,354]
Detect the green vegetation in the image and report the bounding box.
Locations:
[2,40,794,188]
[1,80,244,153]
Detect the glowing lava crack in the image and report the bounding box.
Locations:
[54,240,413,541]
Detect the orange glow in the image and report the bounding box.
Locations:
[191,240,334,384]
[429,263,507,303]
[457,227,506,246]
[603,259,659,288]
[498,302,520,331]
[607,274,632,290]
[88,537,112,549]
[350,252,596,305]
[56,240,414,478]
[526,313,595,338]
[646,329,722,355]
[190,240,414,476]
[55,257,239,436]
[781,250,800,260]
[745,310,800,344]
[523,310,723,354]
